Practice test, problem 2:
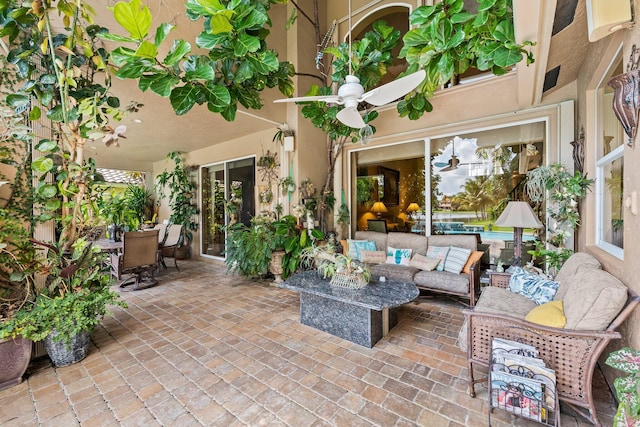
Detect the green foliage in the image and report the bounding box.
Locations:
[155,151,198,242]
[606,347,640,426]
[398,0,535,120]
[0,239,126,344]
[0,0,127,251]
[0,210,38,321]
[224,220,274,278]
[273,215,324,279]
[104,0,295,120]
[124,184,153,228]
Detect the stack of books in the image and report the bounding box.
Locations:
[490,338,557,423]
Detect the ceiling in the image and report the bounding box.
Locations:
[87,0,587,174]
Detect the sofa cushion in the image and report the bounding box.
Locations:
[354,231,389,257]
[410,254,440,271]
[346,239,366,259]
[428,234,477,251]
[443,247,472,274]
[352,240,377,261]
[563,268,628,330]
[369,263,420,283]
[525,301,566,328]
[508,267,559,305]
[426,246,449,271]
[360,250,386,264]
[414,270,471,295]
[462,251,484,274]
[457,287,536,352]
[386,247,412,266]
[554,252,602,300]
[388,232,429,256]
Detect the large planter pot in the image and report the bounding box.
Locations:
[44,329,90,367]
[0,337,32,390]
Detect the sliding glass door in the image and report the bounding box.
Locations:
[200,157,255,258]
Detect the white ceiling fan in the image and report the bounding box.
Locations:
[273,0,426,129]
[434,139,483,172]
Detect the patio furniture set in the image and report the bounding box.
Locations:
[282,233,639,425]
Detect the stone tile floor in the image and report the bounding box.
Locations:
[0,259,617,426]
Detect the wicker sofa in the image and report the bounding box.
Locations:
[353,231,481,306]
[460,252,640,426]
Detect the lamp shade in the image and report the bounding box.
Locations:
[370,201,388,214]
[406,203,420,212]
[494,202,542,229]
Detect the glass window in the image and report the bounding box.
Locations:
[596,55,624,257]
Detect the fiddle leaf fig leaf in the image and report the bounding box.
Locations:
[170,85,199,115]
[135,40,158,58]
[163,40,191,66]
[154,23,174,46]
[149,74,180,97]
[112,0,152,40]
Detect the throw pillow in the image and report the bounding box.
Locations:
[508,267,560,305]
[386,246,412,266]
[426,246,450,271]
[360,250,387,264]
[346,239,366,260]
[525,300,566,328]
[462,251,484,274]
[409,254,440,271]
[443,246,472,274]
[352,240,377,261]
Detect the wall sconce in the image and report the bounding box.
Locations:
[370,201,388,219]
[283,135,295,152]
[608,44,640,147]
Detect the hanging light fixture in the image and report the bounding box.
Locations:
[359,124,373,145]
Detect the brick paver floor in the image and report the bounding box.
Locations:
[0,259,617,426]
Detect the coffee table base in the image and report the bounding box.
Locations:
[300,293,399,348]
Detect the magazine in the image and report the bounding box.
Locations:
[499,355,557,410]
[491,370,545,422]
[492,337,539,360]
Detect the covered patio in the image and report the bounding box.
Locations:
[0,261,616,426]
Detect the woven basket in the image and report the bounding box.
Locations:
[330,271,368,289]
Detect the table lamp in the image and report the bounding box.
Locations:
[370,201,388,219]
[494,201,543,266]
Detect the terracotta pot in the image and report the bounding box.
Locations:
[44,329,90,367]
[0,337,32,390]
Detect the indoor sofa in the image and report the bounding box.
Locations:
[352,231,481,306]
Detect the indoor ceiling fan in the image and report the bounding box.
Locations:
[273,0,426,129]
[434,139,483,172]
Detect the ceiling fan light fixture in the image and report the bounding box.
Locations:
[359,125,373,145]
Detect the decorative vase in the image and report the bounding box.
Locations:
[0,337,32,390]
[269,251,285,283]
[44,329,90,367]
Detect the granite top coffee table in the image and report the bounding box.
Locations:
[280,271,419,348]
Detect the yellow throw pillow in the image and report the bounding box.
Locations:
[462,251,484,274]
[525,300,567,328]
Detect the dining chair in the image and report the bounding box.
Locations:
[110,230,159,291]
[160,224,183,270]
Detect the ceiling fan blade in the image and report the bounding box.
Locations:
[440,163,457,172]
[433,162,449,167]
[274,95,342,104]
[362,69,426,106]
[337,106,366,129]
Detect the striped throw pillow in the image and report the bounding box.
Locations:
[443,246,472,274]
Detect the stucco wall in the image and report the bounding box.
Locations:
[572,1,640,386]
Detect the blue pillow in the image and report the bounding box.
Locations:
[352,240,377,261]
[508,267,559,305]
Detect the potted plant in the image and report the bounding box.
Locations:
[272,215,324,279]
[156,151,198,258]
[123,184,154,230]
[605,347,640,425]
[0,211,37,389]
[97,193,130,241]
[302,246,371,288]
[224,215,276,279]
[0,238,126,367]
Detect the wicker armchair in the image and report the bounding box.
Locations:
[463,272,640,426]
